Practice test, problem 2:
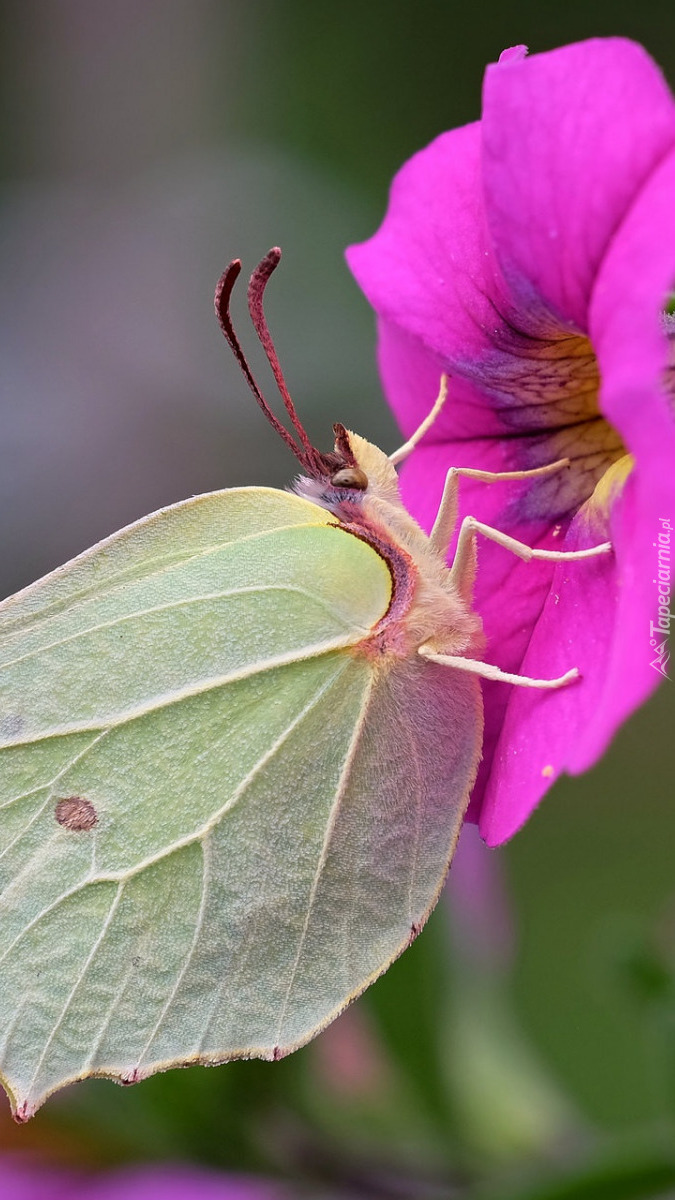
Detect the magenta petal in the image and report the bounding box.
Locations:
[349,38,675,846]
[395,433,565,828]
[0,1161,283,1200]
[479,505,619,846]
[481,148,675,843]
[583,145,675,763]
[0,1160,82,1200]
[482,38,675,330]
[569,469,669,772]
[374,315,510,450]
[86,1165,282,1200]
[376,315,600,828]
[591,145,675,463]
[479,455,669,846]
[347,123,521,443]
[498,45,528,65]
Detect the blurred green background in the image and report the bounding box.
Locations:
[1,3,675,1197]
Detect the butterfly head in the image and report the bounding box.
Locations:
[292,423,400,514]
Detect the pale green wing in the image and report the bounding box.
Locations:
[0,486,392,1116]
[266,655,483,1050]
[0,485,482,1119]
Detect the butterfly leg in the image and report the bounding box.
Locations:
[421,473,611,691]
[427,519,612,689]
[388,375,449,466]
[429,459,571,560]
[449,514,612,602]
[418,647,580,689]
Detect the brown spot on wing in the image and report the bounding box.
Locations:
[55,795,98,832]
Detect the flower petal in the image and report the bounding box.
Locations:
[0,1161,283,1200]
[349,39,675,845]
[584,143,675,762]
[482,38,675,331]
[347,123,524,442]
[478,501,619,845]
[378,328,564,829]
[480,147,675,845]
[373,316,619,830]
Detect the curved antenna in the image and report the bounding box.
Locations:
[214,258,305,463]
[247,248,320,469]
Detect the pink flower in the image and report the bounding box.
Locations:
[0,1160,284,1200]
[347,38,675,845]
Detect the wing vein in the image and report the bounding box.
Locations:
[0,997,29,1060]
[0,876,92,966]
[0,731,107,867]
[402,689,425,927]
[0,635,362,749]
[80,938,137,1075]
[134,836,210,1069]
[273,670,377,1047]
[0,584,361,671]
[0,783,55,813]
[0,660,350,969]
[0,795,53,866]
[195,661,356,1055]
[0,513,331,632]
[23,880,124,1099]
[96,657,352,884]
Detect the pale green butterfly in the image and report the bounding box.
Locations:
[0,248,611,1120]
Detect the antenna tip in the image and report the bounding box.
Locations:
[214,258,242,317]
[256,247,282,275]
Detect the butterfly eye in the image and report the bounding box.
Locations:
[330,466,369,490]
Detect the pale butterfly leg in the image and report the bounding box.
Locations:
[428,459,571,561]
[386,373,572,562]
[388,374,449,467]
[417,648,580,690]
[389,374,611,689]
[424,518,612,689]
[448,513,611,604]
[387,372,569,545]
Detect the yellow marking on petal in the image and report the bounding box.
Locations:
[591,453,633,513]
[541,764,555,779]
[576,453,634,537]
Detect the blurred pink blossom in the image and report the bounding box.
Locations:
[0,1160,284,1200]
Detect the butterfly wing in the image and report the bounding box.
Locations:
[0,486,482,1117]
[270,654,483,1051]
[0,487,392,1116]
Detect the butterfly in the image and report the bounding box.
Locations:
[0,248,611,1119]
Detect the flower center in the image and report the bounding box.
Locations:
[468,313,675,530]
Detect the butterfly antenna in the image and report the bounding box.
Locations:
[214,258,306,463]
[247,248,322,474]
